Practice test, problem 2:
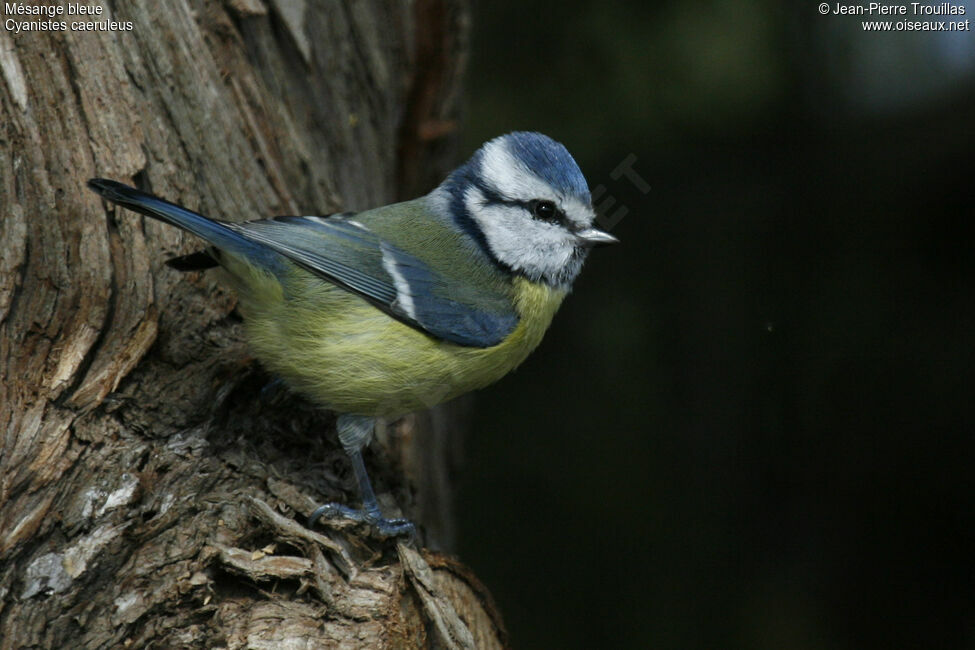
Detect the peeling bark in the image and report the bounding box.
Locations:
[0,1,507,647]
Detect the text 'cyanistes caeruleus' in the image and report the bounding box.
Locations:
[88,131,617,538]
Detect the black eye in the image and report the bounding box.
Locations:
[531,200,558,221]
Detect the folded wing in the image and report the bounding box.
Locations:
[228,216,519,348]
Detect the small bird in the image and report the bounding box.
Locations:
[88,132,617,538]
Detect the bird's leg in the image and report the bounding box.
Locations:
[308,414,415,539]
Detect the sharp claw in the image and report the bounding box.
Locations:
[308,502,416,540]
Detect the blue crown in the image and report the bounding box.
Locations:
[500,132,591,204]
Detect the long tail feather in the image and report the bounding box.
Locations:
[87,179,277,269]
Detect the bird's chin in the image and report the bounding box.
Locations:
[546,250,587,290]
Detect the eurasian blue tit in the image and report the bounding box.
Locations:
[88,131,617,538]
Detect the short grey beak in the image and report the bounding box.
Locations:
[575,228,619,247]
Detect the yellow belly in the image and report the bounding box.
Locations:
[223,259,565,416]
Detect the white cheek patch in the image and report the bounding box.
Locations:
[464,187,576,282]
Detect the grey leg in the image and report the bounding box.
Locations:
[308,414,415,539]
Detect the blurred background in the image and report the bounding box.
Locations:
[452,1,975,648]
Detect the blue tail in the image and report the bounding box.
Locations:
[87,179,278,270]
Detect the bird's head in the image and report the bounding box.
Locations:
[437,132,618,289]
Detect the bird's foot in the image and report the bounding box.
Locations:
[308,502,416,540]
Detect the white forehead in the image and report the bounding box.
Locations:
[479,139,594,228]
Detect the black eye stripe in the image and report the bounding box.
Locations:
[473,183,571,227]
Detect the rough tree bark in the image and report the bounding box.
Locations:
[0,1,508,647]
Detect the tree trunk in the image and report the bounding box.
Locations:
[0,1,506,647]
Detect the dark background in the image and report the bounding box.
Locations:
[453,2,975,648]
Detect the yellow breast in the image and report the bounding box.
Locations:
[225,258,565,417]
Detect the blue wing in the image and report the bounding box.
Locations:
[87,179,518,348]
[231,216,519,347]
